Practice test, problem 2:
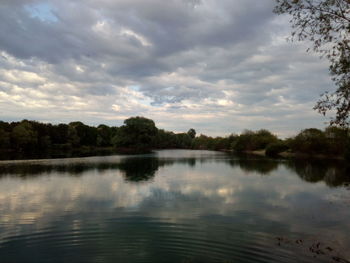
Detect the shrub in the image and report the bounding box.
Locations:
[289,128,327,154]
[266,141,289,157]
[233,129,278,152]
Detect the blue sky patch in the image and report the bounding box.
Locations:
[25,2,58,22]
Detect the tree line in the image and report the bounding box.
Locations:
[0,117,197,154]
[0,116,349,160]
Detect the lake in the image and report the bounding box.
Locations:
[0,150,349,263]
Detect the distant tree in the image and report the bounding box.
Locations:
[254,129,279,149]
[324,126,349,155]
[274,0,350,126]
[289,128,327,154]
[0,128,10,149]
[233,129,278,152]
[30,121,51,149]
[112,116,158,151]
[227,134,239,149]
[67,125,80,147]
[69,122,97,146]
[175,133,192,148]
[192,134,206,149]
[193,134,235,150]
[187,128,196,139]
[0,121,11,132]
[11,121,38,150]
[97,124,112,147]
[325,126,348,139]
[51,124,69,145]
[153,129,177,149]
[266,141,289,157]
[233,130,255,152]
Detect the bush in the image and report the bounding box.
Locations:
[324,126,349,155]
[266,141,289,157]
[289,128,327,154]
[233,129,278,152]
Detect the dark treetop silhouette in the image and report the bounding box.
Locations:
[1,116,350,160]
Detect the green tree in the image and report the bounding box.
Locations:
[0,128,10,149]
[30,121,51,150]
[187,128,196,139]
[112,116,158,151]
[69,122,97,146]
[11,121,38,150]
[274,0,350,126]
[67,126,80,147]
[289,128,327,154]
[174,133,192,148]
[324,126,349,155]
[233,130,255,152]
[233,129,278,152]
[97,124,112,147]
[153,129,177,149]
[51,124,69,145]
[266,141,289,157]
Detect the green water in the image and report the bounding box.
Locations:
[0,150,349,263]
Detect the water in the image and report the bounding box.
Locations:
[0,150,349,263]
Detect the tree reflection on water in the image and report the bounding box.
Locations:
[0,153,349,187]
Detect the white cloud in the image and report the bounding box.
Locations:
[0,0,335,135]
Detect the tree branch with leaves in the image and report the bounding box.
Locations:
[274,0,350,126]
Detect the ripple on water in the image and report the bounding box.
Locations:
[0,216,327,263]
[1,151,349,263]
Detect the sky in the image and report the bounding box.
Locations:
[0,0,336,137]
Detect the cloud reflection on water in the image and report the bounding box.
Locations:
[0,150,349,262]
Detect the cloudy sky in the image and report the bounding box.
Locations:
[0,0,335,137]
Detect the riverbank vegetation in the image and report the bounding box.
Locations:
[1,117,349,160]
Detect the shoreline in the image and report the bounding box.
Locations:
[244,149,344,160]
[0,147,346,162]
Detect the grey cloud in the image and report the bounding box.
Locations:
[0,0,335,136]
[0,0,275,63]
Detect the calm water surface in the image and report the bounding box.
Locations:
[0,150,349,263]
